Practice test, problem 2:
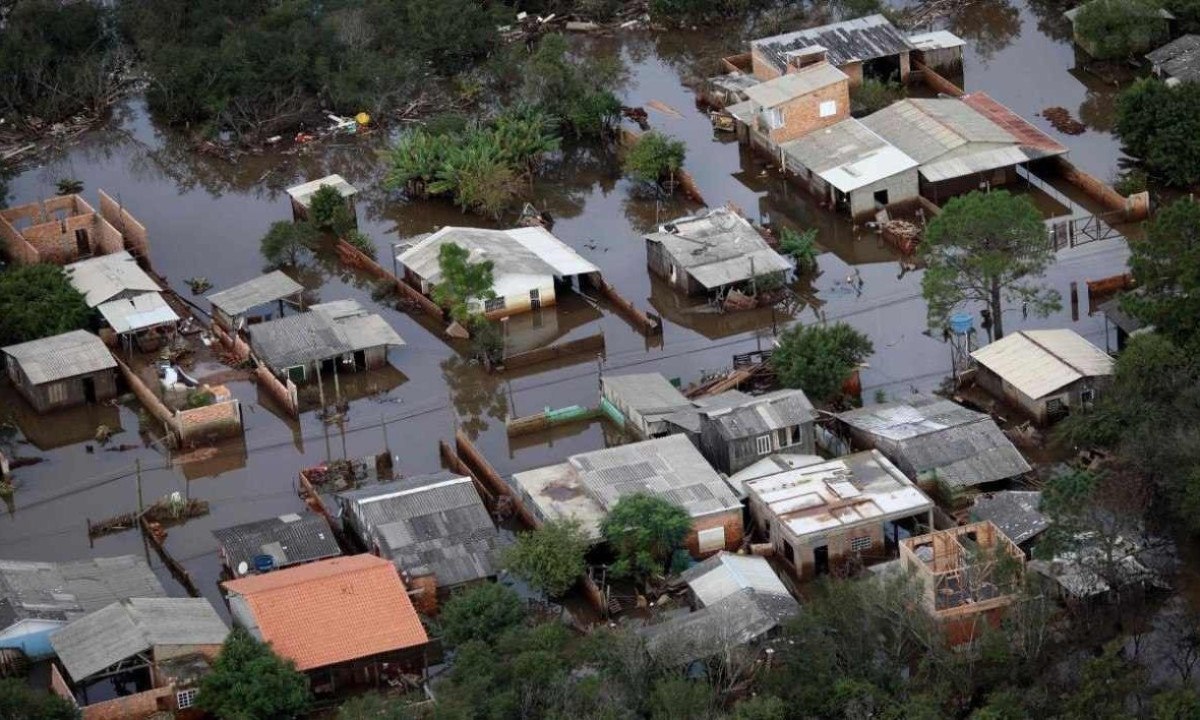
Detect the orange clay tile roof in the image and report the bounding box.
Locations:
[222,554,427,671]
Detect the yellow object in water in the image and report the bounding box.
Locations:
[355,112,370,126]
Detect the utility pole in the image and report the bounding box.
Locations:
[135,459,144,513]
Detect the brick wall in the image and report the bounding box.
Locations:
[770,80,850,144]
[751,48,783,80]
[82,687,175,720]
[408,574,439,615]
[49,664,77,707]
[684,509,744,558]
[210,323,251,363]
[0,214,38,264]
[255,366,299,416]
[99,189,150,258]
[177,399,242,445]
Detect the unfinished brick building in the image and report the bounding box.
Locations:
[0,190,148,266]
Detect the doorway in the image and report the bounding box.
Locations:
[874,189,889,207]
[813,545,830,576]
[74,228,90,256]
[353,349,366,371]
[530,288,541,310]
[82,377,96,404]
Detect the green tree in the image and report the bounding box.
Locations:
[0,678,78,720]
[0,264,92,346]
[337,692,412,720]
[778,227,820,273]
[1124,198,1200,345]
[432,242,496,326]
[504,519,589,597]
[623,132,687,188]
[1073,0,1170,59]
[260,221,320,268]
[1060,642,1144,720]
[851,78,906,115]
[1115,79,1200,187]
[522,34,622,138]
[401,0,502,74]
[919,190,1060,340]
[197,627,310,720]
[307,184,347,233]
[770,323,874,403]
[600,493,690,581]
[439,583,525,648]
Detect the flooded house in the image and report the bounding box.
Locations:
[1065,3,1172,58]
[1147,35,1200,84]
[48,598,228,720]
[970,491,1049,556]
[746,450,935,580]
[286,174,358,225]
[900,521,1025,644]
[247,299,405,384]
[509,434,745,557]
[748,14,915,87]
[213,513,342,577]
[724,59,850,149]
[860,94,1069,202]
[0,556,165,660]
[600,373,694,439]
[222,555,429,693]
[645,207,791,298]
[908,31,967,74]
[970,329,1114,424]
[0,190,147,266]
[65,250,162,308]
[779,118,919,219]
[206,270,304,331]
[335,472,504,613]
[834,395,1031,495]
[395,226,599,319]
[642,552,798,667]
[3,330,119,413]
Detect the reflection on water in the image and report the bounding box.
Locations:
[441,355,508,441]
[944,0,1022,62]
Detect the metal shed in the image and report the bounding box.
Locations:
[206,271,304,330]
[213,513,341,577]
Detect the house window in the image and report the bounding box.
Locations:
[176,689,198,709]
[755,434,772,455]
[529,288,540,300]
[819,100,837,117]
[46,381,68,404]
[763,108,784,129]
[484,296,506,312]
[698,527,726,553]
[850,535,873,552]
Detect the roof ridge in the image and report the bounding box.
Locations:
[1017,330,1088,377]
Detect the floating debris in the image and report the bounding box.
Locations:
[1040,107,1085,135]
[185,277,213,294]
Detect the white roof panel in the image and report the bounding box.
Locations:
[286,175,357,207]
[98,293,179,334]
[971,330,1113,400]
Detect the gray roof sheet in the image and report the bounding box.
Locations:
[971,491,1048,546]
[742,63,848,107]
[701,389,816,441]
[1098,295,1146,335]
[397,226,598,287]
[861,98,1014,165]
[641,588,798,665]
[752,14,914,73]
[837,395,1031,488]
[1147,35,1200,81]
[286,175,357,207]
[647,208,791,290]
[0,555,165,628]
[780,118,918,193]
[680,552,792,607]
[213,514,341,576]
[601,373,693,417]
[336,473,502,587]
[248,300,404,369]
[2,330,116,385]
[571,435,742,517]
[64,251,161,307]
[207,271,304,317]
[51,598,228,682]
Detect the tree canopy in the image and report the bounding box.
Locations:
[432,241,497,326]
[260,221,320,269]
[600,494,691,580]
[0,678,78,720]
[1123,198,1200,344]
[1115,79,1200,187]
[770,323,874,403]
[438,583,526,648]
[197,626,310,720]
[623,132,687,187]
[919,190,1059,339]
[1073,0,1170,59]
[0,264,92,347]
[504,519,590,597]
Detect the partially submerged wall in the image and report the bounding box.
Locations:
[99,189,150,257]
[177,399,243,445]
[255,366,299,416]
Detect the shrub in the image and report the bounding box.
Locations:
[1073,0,1170,59]
[623,132,687,187]
[504,520,589,597]
[1116,78,1200,186]
[851,78,905,115]
[779,227,819,272]
[439,584,525,647]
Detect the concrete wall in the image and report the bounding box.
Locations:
[847,169,920,218]
[647,239,702,294]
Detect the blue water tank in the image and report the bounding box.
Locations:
[253,554,276,573]
[949,312,974,335]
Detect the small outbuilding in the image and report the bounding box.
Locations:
[213,513,342,577]
[749,14,915,86]
[641,585,797,667]
[679,551,794,609]
[248,299,405,384]
[395,226,599,319]
[746,449,935,579]
[691,389,817,475]
[834,394,1031,493]
[1065,3,1172,58]
[3,330,119,413]
[286,174,358,225]
[780,117,919,219]
[64,250,161,308]
[206,270,304,331]
[907,30,967,74]
[97,293,180,352]
[600,373,695,439]
[1147,35,1200,84]
[335,472,504,612]
[970,329,1114,424]
[509,434,744,557]
[970,491,1049,554]
[646,207,792,297]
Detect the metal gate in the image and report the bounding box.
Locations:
[1047,210,1125,251]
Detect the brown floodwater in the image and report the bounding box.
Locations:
[0,3,1137,616]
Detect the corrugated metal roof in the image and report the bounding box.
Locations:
[285,174,357,207]
[742,63,848,107]
[701,389,816,441]
[213,514,341,576]
[97,293,178,334]
[1147,35,1200,82]
[781,118,917,193]
[248,300,404,370]
[0,555,165,630]
[908,30,967,50]
[646,208,791,290]
[752,14,915,73]
[971,491,1048,546]
[1098,294,1146,335]
[961,92,1068,156]
[640,588,798,665]
[206,271,304,317]
[397,226,598,292]
[51,598,228,682]
[601,373,693,417]
[65,251,161,307]
[680,552,792,607]
[2,330,116,385]
[971,330,1114,400]
[336,474,502,587]
[746,450,932,539]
